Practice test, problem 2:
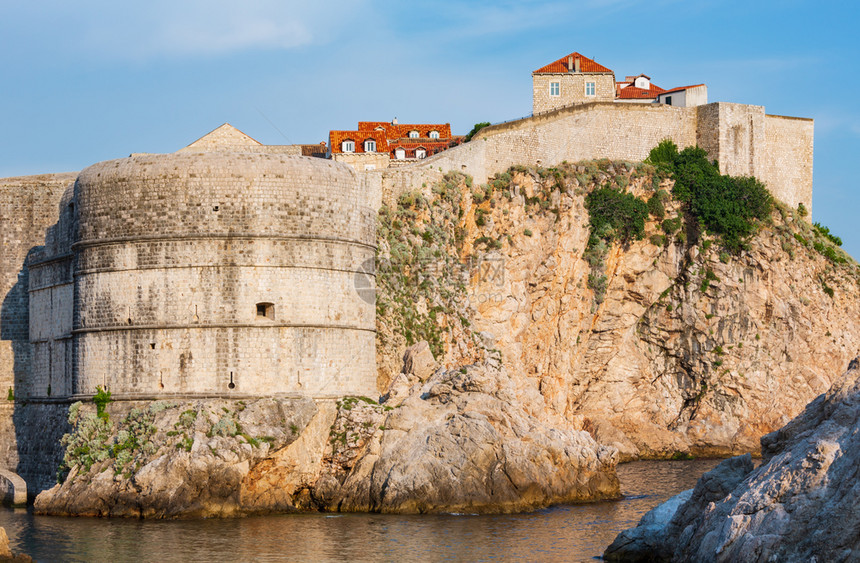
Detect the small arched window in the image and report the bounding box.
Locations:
[342,140,355,153]
[364,139,376,152]
[408,130,419,139]
[415,148,426,159]
[429,130,439,139]
[395,148,406,160]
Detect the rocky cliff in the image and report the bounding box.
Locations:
[375,161,859,460]
[604,357,860,562]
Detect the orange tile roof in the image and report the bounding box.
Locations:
[658,84,706,95]
[617,83,667,99]
[330,121,459,155]
[534,52,613,74]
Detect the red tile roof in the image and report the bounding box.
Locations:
[534,52,613,74]
[330,121,460,156]
[617,83,666,99]
[657,84,706,95]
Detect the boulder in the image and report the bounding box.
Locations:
[326,361,621,513]
[0,527,10,559]
[605,357,860,562]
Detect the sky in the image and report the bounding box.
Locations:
[2,0,858,256]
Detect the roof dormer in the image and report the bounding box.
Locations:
[633,74,651,89]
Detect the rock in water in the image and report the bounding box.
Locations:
[0,527,11,559]
[605,357,860,562]
[324,361,620,513]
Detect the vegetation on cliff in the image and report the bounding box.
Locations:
[647,139,773,253]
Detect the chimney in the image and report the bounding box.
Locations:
[392,117,398,125]
[574,57,581,73]
[568,56,574,72]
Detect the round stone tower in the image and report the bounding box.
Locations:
[71,152,376,398]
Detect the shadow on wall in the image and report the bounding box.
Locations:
[2,248,71,497]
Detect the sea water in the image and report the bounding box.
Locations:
[0,459,719,563]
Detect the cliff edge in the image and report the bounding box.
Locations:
[604,357,860,562]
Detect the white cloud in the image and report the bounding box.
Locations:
[5,0,368,60]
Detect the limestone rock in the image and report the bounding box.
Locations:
[376,167,860,459]
[0,527,10,559]
[402,341,438,381]
[0,527,32,562]
[605,357,860,562]
[35,397,318,518]
[325,361,620,513]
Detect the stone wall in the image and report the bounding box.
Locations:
[764,114,814,213]
[0,173,75,475]
[60,153,377,400]
[370,101,813,213]
[333,151,391,172]
[532,73,616,114]
[7,401,70,495]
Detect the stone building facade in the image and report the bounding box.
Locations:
[532,52,617,114]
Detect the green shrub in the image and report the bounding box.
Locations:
[93,386,112,421]
[661,217,682,234]
[6,388,12,401]
[588,273,608,304]
[813,222,843,246]
[650,234,666,247]
[647,190,667,220]
[645,139,679,177]
[661,145,772,253]
[464,122,491,142]
[585,187,648,247]
[524,228,533,237]
[797,202,808,217]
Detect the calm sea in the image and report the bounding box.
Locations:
[0,459,719,562]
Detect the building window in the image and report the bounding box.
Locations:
[364,139,376,152]
[664,96,673,106]
[585,82,595,96]
[550,82,560,96]
[416,149,426,159]
[256,302,275,320]
[408,130,419,138]
[395,148,406,159]
[429,130,439,139]
[341,140,355,153]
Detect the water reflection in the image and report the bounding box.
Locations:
[0,459,719,563]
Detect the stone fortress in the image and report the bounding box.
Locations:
[0,50,813,495]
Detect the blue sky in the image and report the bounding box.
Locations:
[2,0,858,256]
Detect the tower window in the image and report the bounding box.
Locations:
[256,302,275,320]
[585,81,596,96]
[429,130,439,139]
[408,130,419,138]
[550,82,560,96]
[364,139,376,152]
[341,140,355,153]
